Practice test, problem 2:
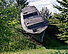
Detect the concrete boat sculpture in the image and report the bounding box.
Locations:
[21,6,48,34]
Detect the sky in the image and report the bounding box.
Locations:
[27,0,62,14]
[8,0,62,14]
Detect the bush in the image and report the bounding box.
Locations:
[0,5,41,52]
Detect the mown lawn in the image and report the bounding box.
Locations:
[0,47,68,54]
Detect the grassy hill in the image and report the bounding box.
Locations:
[0,24,68,52]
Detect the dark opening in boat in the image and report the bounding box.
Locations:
[27,22,45,29]
[23,12,38,19]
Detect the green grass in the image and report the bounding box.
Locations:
[0,47,68,54]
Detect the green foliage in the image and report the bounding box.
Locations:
[0,5,20,51]
[41,0,68,44]
[0,4,41,52]
[40,7,53,24]
[53,0,68,42]
[40,7,52,19]
[54,0,68,12]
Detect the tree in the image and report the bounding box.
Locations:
[40,7,52,19]
[0,0,15,8]
[54,0,68,13]
[40,7,53,24]
[16,0,29,8]
[53,0,68,42]
[0,0,7,8]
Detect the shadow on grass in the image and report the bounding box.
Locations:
[42,25,68,50]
